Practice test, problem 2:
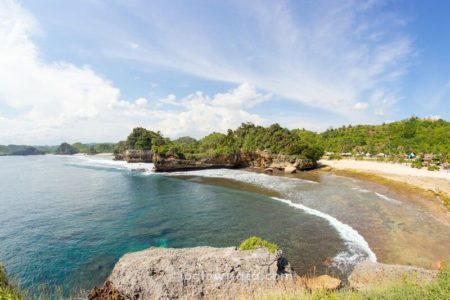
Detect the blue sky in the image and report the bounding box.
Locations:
[0,0,449,144]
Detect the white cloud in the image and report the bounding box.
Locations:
[353,102,369,110]
[154,85,267,137]
[0,0,268,144]
[105,0,413,119]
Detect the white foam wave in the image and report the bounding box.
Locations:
[375,192,401,205]
[69,157,377,268]
[69,155,155,172]
[272,197,377,267]
[351,187,371,193]
[165,167,377,268]
[163,168,317,195]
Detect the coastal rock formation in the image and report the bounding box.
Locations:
[348,261,438,291]
[153,153,239,172]
[89,246,294,300]
[122,150,153,163]
[152,150,317,173]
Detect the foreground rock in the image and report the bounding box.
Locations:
[89,246,294,300]
[348,261,438,291]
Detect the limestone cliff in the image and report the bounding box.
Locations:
[89,246,294,300]
[152,150,317,173]
[114,150,153,163]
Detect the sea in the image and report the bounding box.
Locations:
[0,155,449,297]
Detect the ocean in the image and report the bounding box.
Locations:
[1,155,448,296]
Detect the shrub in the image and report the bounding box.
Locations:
[329,153,342,160]
[428,165,440,171]
[239,236,278,253]
[411,160,424,169]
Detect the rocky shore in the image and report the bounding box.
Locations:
[89,246,294,299]
[115,149,317,173]
[89,246,439,300]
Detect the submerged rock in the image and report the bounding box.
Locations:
[89,246,294,299]
[348,261,438,291]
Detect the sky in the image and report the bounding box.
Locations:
[0,0,449,144]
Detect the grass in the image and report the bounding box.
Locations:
[239,236,278,254]
[250,265,450,300]
[0,265,23,300]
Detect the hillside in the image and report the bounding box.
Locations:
[0,145,43,156]
[319,117,450,161]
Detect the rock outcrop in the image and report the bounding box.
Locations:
[153,154,240,172]
[348,261,438,291]
[89,246,294,300]
[152,150,317,173]
[120,150,153,163]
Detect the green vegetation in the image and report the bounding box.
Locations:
[427,165,440,171]
[411,160,424,169]
[117,123,324,163]
[55,142,78,155]
[0,265,23,300]
[239,236,278,254]
[53,142,117,155]
[320,117,450,162]
[0,145,43,156]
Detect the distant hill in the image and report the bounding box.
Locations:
[0,145,44,156]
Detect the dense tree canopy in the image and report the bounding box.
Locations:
[118,123,325,162]
[0,145,43,156]
[55,142,78,155]
[319,117,450,161]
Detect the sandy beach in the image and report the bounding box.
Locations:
[320,159,450,198]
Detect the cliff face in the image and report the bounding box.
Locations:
[89,246,294,300]
[153,150,317,173]
[115,150,153,163]
[153,153,240,172]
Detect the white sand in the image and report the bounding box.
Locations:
[320,159,450,197]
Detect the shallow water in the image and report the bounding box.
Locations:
[0,155,448,296]
[0,156,345,295]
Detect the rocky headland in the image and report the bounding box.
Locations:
[89,246,440,300]
[115,149,317,173]
[89,246,294,300]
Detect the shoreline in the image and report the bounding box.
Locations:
[318,159,450,212]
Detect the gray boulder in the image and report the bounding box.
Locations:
[90,246,294,299]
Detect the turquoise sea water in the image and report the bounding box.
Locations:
[0,156,346,295]
[1,155,449,297]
